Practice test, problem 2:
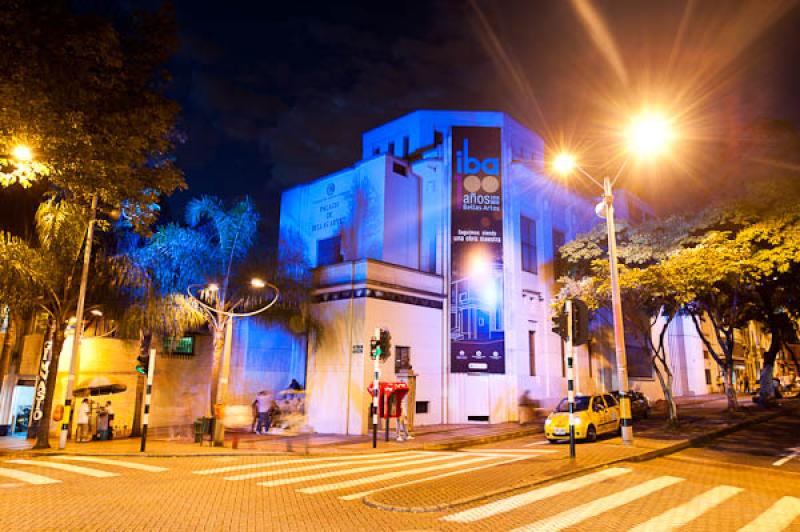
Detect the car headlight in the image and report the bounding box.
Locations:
[570,415,582,426]
[545,418,552,426]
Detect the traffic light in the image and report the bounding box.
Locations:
[552,309,568,341]
[136,353,150,375]
[571,298,590,346]
[369,337,379,360]
[378,329,391,361]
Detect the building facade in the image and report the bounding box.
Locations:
[280,110,659,435]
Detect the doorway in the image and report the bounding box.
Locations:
[9,383,34,436]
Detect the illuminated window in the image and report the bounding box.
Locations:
[520,216,537,273]
[163,336,194,355]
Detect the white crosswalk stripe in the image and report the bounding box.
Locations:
[192,451,422,476]
[6,459,119,478]
[442,467,632,523]
[738,496,800,532]
[224,453,428,481]
[0,466,61,485]
[510,476,684,532]
[298,454,497,494]
[51,456,168,472]
[460,448,557,455]
[629,485,743,532]
[256,453,463,488]
[338,455,528,501]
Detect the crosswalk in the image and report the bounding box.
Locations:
[440,466,800,531]
[0,456,167,487]
[191,448,551,501]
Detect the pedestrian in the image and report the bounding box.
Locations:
[743,375,750,394]
[395,395,414,442]
[250,397,259,433]
[267,400,281,429]
[77,398,90,442]
[255,390,271,435]
[105,401,114,440]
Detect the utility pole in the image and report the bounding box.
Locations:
[371,328,381,449]
[566,300,576,459]
[140,348,156,452]
[59,193,98,450]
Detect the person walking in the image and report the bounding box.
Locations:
[395,394,414,442]
[77,399,91,443]
[255,391,271,435]
[250,397,259,433]
[105,401,114,440]
[744,374,751,393]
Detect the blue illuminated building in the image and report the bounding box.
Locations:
[279,110,654,435]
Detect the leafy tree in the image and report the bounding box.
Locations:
[558,217,689,423]
[0,198,106,448]
[0,0,185,231]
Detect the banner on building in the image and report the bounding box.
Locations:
[450,126,505,373]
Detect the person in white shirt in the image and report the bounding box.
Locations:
[77,399,91,442]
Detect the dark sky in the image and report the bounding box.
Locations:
[166,0,800,238]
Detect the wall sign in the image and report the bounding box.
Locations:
[450,126,505,373]
[29,325,54,435]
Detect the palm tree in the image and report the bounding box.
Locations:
[0,198,96,449]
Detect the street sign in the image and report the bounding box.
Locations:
[352,344,363,354]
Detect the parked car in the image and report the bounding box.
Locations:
[612,390,651,420]
[544,394,620,443]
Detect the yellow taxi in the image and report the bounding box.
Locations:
[544,393,620,443]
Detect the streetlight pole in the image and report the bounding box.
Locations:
[59,193,98,449]
[602,177,633,444]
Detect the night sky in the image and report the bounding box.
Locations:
[166,0,800,240]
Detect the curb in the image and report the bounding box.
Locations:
[421,426,542,451]
[362,408,788,513]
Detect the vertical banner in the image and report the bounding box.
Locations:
[450,126,505,373]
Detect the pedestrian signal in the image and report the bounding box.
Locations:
[136,354,150,375]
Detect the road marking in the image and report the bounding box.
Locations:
[772,447,800,467]
[6,459,119,478]
[339,456,528,501]
[738,496,800,531]
[510,476,684,532]
[461,448,557,454]
[0,467,61,485]
[224,453,428,481]
[523,441,551,447]
[441,467,632,523]
[51,456,168,472]
[629,485,743,532]
[299,455,496,494]
[193,451,423,475]
[256,453,462,488]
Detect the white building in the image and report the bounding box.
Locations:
[279,110,660,435]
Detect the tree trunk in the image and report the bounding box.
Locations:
[209,325,224,417]
[758,329,781,405]
[722,368,739,411]
[130,332,152,437]
[32,324,66,450]
[653,356,678,424]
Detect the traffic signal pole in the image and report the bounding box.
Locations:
[371,328,380,449]
[140,348,156,452]
[566,300,576,459]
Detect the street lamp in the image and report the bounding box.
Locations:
[187,278,280,446]
[0,144,39,188]
[11,144,33,162]
[553,112,674,446]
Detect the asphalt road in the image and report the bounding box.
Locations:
[0,415,798,531]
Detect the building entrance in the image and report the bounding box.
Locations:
[9,383,33,435]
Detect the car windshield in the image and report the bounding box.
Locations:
[555,396,590,412]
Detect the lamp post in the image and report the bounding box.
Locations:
[187,278,279,446]
[0,144,42,189]
[552,112,674,446]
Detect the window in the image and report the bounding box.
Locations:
[592,396,606,412]
[402,136,409,157]
[705,369,712,385]
[163,336,195,355]
[528,331,536,376]
[603,394,617,407]
[433,130,443,146]
[520,216,537,274]
[552,229,566,280]
[316,235,342,267]
[392,162,407,176]
[388,141,395,156]
[372,146,380,155]
[556,397,590,412]
[416,401,429,414]
[394,346,411,373]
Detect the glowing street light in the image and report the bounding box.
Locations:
[207,283,220,292]
[250,278,266,289]
[626,112,673,158]
[549,112,675,447]
[11,144,33,162]
[553,152,577,175]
